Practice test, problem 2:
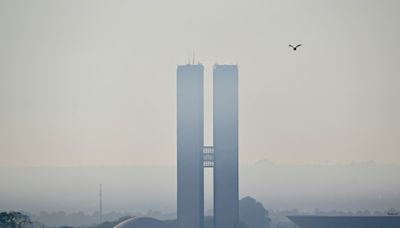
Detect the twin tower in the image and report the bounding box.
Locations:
[177,64,239,228]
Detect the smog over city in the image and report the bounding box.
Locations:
[1,1,400,227]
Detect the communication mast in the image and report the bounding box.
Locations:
[99,184,103,223]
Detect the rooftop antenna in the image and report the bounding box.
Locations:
[99,184,102,224]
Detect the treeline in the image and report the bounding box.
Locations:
[17,196,271,227]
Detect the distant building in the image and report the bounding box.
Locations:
[288,215,400,228]
[213,65,239,228]
[113,217,168,228]
[177,64,205,228]
[176,64,239,228]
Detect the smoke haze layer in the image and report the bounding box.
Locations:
[1,162,398,214]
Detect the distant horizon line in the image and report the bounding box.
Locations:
[1,159,399,169]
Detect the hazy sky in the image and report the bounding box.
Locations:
[1,0,400,167]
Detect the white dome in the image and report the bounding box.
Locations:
[114,217,168,228]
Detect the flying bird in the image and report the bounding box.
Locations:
[289,44,302,51]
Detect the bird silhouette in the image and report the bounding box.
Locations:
[289,44,302,51]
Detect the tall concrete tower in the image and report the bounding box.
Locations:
[177,64,204,228]
[213,65,239,228]
[177,63,238,228]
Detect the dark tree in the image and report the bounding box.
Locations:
[239,196,272,228]
[0,211,31,228]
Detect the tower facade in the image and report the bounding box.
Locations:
[213,65,239,228]
[177,64,238,228]
[177,64,204,228]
